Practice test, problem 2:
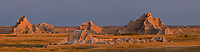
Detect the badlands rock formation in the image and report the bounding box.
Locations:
[13,15,41,34]
[119,13,173,35]
[37,23,58,33]
[54,26,78,33]
[0,15,59,34]
[170,28,184,35]
[79,20,103,34]
[51,30,105,45]
[107,37,173,44]
[50,30,173,45]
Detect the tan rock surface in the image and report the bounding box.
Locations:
[169,28,184,35]
[51,30,105,45]
[107,37,172,44]
[119,13,173,35]
[37,23,58,33]
[13,15,41,34]
[51,34,173,45]
[54,26,77,33]
[79,20,103,33]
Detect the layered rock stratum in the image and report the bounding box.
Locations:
[79,20,103,34]
[51,30,105,45]
[12,15,58,34]
[50,30,173,45]
[119,13,173,35]
[13,15,41,34]
[0,13,187,35]
[37,23,58,33]
[107,37,173,44]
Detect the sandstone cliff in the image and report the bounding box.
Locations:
[13,15,41,34]
[119,13,173,35]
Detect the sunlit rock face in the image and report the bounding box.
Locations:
[13,15,41,34]
[50,30,173,45]
[51,30,105,45]
[79,20,103,34]
[37,23,58,33]
[119,13,173,35]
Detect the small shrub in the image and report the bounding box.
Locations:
[107,33,112,34]
[98,33,101,35]
[138,38,143,40]
[125,33,129,35]
[146,37,151,39]
[133,33,140,35]
[185,35,188,37]
[114,33,118,35]
[6,35,17,37]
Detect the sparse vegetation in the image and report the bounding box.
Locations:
[113,33,141,36]
[0,34,199,52]
[185,35,188,37]
[98,33,101,35]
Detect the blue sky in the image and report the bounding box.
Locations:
[0,0,199,26]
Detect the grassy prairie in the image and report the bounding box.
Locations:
[0,34,200,52]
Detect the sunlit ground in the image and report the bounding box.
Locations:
[0,34,200,52]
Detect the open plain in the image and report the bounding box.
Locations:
[0,33,200,52]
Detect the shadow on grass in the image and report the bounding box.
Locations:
[0,44,44,48]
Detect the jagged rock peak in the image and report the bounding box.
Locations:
[145,13,152,17]
[19,15,29,22]
[119,13,173,35]
[79,20,103,33]
[138,13,153,20]
[142,13,152,17]
[38,23,51,26]
[13,15,41,34]
[13,15,30,27]
[89,20,94,25]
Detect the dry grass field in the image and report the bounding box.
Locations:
[0,33,200,52]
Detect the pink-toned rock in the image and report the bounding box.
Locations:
[79,20,103,33]
[54,27,69,33]
[170,28,184,35]
[13,15,41,34]
[52,30,105,45]
[119,13,173,35]
[37,23,58,33]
